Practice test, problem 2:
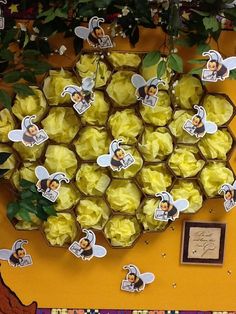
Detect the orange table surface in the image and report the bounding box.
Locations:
[0,28,236,310]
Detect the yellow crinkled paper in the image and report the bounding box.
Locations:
[55,184,80,211]
[74,126,110,160]
[76,54,111,88]
[137,164,172,195]
[43,69,78,105]
[171,180,203,213]
[12,87,47,122]
[200,162,234,197]
[137,198,168,231]
[42,107,80,143]
[12,162,37,190]
[173,75,203,109]
[198,129,233,160]
[0,109,15,142]
[140,91,172,126]
[112,147,143,179]
[13,142,46,162]
[106,71,137,106]
[44,213,77,246]
[106,180,142,214]
[76,198,110,230]
[203,94,233,126]
[0,144,17,179]
[108,109,143,144]
[44,145,78,179]
[169,110,199,144]
[76,163,110,196]
[15,213,41,230]
[138,126,173,161]
[168,145,205,178]
[107,52,141,68]
[104,215,141,247]
[81,91,110,126]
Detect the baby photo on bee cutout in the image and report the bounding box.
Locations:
[219,181,236,212]
[183,105,217,138]
[75,16,113,49]
[8,115,48,147]
[154,191,189,222]
[97,139,135,172]
[202,49,236,82]
[0,239,32,268]
[61,77,95,115]
[35,166,69,202]
[121,264,155,293]
[69,229,107,261]
[131,74,164,108]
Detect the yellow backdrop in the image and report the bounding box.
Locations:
[0,28,235,310]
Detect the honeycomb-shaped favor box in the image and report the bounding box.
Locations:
[1,50,235,249]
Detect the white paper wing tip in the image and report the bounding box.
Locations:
[131,74,146,89]
[205,121,218,134]
[233,181,236,189]
[223,57,236,70]
[140,273,155,284]
[35,166,49,180]
[74,26,90,40]
[82,77,95,91]
[174,199,189,212]
[0,249,12,260]
[97,155,111,168]
[8,130,24,142]
[93,245,107,258]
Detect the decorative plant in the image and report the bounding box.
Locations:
[0,152,11,178]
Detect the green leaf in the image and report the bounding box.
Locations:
[189,67,204,75]
[55,8,68,19]
[36,206,49,221]
[188,58,207,64]
[44,12,56,24]
[191,9,210,17]
[20,190,34,199]
[0,90,11,110]
[2,29,17,46]
[21,70,36,83]
[196,43,211,54]
[143,51,161,68]
[168,54,183,73]
[18,208,31,222]
[3,71,21,83]
[174,37,193,47]
[203,16,219,32]
[13,84,35,97]
[0,49,14,61]
[43,205,57,216]
[7,202,19,220]
[156,60,166,78]
[19,200,36,213]
[22,49,41,58]
[229,69,236,79]
[94,0,112,7]
[20,179,35,188]
[37,8,54,18]
[0,152,11,164]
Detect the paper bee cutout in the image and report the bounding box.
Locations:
[97,139,135,172]
[75,16,113,49]
[0,239,32,267]
[61,77,95,115]
[8,115,48,147]
[121,264,155,293]
[154,191,189,222]
[35,166,69,202]
[219,181,236,212]
[69,229,107,261]
[131,74,164,108]
[183,105,218,138]
[202,50,236,82]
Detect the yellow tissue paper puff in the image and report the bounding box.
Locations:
[76,163,110,196]
[107,52,141,68]
[106,71,137,106]
[137,198,168,231]
[108,109,143,144]
[203,94,234,126]
[42,107,80,143]
[169,110,199,144]
[112,146,143,179]
[173,75,203,109]
[106,180,142,214]
[171,180,203,213]
[76,198,110,230]
[44,213,77,246]
[12,162,37,190]
[139,126,173,161]
[0,109,15,142]
[137,164,172,195]
[140,91,172,126]
[76,54,111,88]
[15,213,41,230]
[81,91,110,126]
[0,144,17,179]
[13,142,46,162]
[55,183,80,211]
[168,145,205,178]
[198,129,233,160]
[104,215,141,247]
[74,126,110,160]
[200,162,234,197]
[12,87,47,122]
[43,69,78,105]
[44,145,78,179]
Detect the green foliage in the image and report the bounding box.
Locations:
[203,16,220,32]
[0,152,11,179]
[0,90,12,110]
[168,54,183,73]
[143,51,161,68]
[13,84,35,97]
[157,59,166,78]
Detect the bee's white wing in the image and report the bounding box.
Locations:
[82,77,95,92]
[205,121,218,134]
[74,26,90,40]
[0,249,12,261]
[8,130,24,142]
[233,180,236,189]
[131,74,146,89]
[93,245,107,258]
[223,57,236,71]
[35,166,50,180]
[139,272,155,284]
[97,154,111,168]
[174,199,189,212]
